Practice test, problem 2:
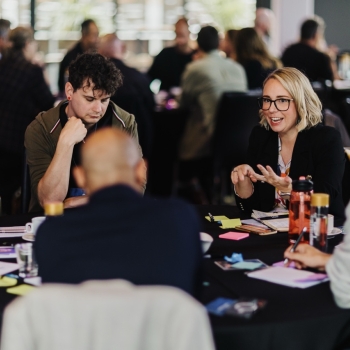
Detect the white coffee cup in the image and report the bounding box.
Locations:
[327,214,334,234]
[25,216,46,235]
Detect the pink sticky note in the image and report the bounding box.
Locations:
[219,232,249,240]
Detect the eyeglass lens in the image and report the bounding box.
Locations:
[259,98,291,111]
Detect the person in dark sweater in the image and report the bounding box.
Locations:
[231,67,345,224]
[148,18,194,90]
[0,26,54,214]
[99,34,155,159]
[281,18,333,82]
[58,19,99,93]
[35,128,202,297]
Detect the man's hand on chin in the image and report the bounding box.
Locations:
[63,196,89,209]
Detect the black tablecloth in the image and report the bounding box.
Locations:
[0,208,350,350]
[196,205,350,350]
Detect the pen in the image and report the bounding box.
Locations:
[208,212,221,225]
[258,214,289,220]
[284,226,307,265]
[208,212,215,222]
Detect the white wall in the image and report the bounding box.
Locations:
[271,0,314,56]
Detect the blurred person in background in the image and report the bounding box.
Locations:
[148,18,194,91]
[281,18,333,82]
[58,19,99,93]
[220,29,238,61]
[254,8,275,53]
[0,26,54,214]
[235,27,281,90]
[99,34,155,159]
[179,26,247,203]
[0,19,10,58]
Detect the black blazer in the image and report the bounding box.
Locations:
[235,124,346,224]
[35,185,203,297]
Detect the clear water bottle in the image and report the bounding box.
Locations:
[310,193,329,252]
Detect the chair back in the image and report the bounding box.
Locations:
[21,149,30,213]
[213,91,261,170]
[1,280,215,350]
[343,154,350,207]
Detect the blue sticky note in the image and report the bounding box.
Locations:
[206,297,237,316]
[232,261,264,270]
[224,253,243,263]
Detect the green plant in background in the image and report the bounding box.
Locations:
[198,0,256,30]
[36,0,117,34]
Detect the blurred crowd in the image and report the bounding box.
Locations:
[0,8,349,214]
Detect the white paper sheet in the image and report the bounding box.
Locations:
[0,261,19,275]
[248,267,329,289]
[24,277,42,286]
[0,226,26,237]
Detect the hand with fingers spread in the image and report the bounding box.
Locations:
[231,164,260,199]
[284,243,331,271]
[255,164,292,193]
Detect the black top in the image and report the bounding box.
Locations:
[235,124,346,224]
[148,46,194,90]
[58,41,84,93]
[34,185,203,296]
[241,59,276,90]
[110,58,155,159]
[0,53,54,155]
[281,43,333,82]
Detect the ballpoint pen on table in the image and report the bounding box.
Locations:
[258,214,289,220]
[208,212,222,225]
[284,226,307,265]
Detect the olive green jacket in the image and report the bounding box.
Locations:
[24,100,141,212]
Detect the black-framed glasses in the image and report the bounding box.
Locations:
[257,97,294,111]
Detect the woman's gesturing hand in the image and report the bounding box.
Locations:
[231,164,260,199]
[231,164,260,185]
[255,164,292,192]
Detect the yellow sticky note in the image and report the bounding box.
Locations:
[205,215,229,222]
[7,284,35,296]
[220,219,242,229]
[0,277,17,287]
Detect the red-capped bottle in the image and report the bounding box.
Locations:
[288,177,313,244]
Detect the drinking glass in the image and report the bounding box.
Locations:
[15,243,38,278]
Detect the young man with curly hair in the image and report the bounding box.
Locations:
[25,52,145,212]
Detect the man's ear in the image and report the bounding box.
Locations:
[135,159,147,191]
[65,82,74,100]
[73,166,87,191]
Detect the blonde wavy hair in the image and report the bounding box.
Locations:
[259,67,323,132]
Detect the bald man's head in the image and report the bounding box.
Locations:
[99,33,124,59]
[73,128,145,195]
[175,18,191,53]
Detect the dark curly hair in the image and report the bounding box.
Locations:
[68,52,123,95]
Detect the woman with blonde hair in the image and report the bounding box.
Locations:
[231,67,345,223]
[236,27,281,89]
